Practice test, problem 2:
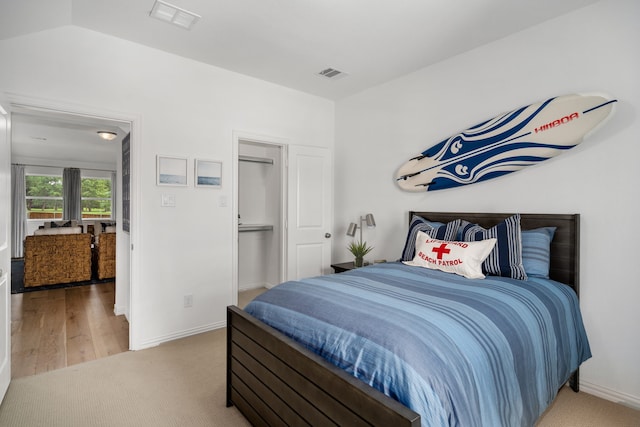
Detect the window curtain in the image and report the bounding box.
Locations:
[11,164,26,258]
[63,168,82,221]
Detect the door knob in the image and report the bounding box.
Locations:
[325,233,332,238]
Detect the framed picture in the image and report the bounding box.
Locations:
[157,155,188,186]
[195,159,222,188]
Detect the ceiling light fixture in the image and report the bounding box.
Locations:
[149,0,201,30]
[97,131,118,141]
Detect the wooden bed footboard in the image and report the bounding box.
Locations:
[227,305,420,427]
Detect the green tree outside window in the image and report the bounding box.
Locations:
[25,174,113,220]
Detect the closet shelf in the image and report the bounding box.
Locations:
[239,224,274,232]
[239,155,274,165]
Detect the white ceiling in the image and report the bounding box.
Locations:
[2,0,600,101]
[10,108,127,167]
[2,0,600,162]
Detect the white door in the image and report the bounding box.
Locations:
[0,99,12,403]
[287,145,332,280]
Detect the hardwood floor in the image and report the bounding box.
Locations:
[10,281,129,379]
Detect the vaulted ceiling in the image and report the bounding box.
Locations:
[3,0,600,162]
[2,0,600,101]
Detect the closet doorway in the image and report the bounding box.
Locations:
[236,138,286,301]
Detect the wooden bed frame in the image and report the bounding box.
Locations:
[227,212,580,426]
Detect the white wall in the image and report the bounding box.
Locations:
[334,0,639,408]
[0,26,334,348]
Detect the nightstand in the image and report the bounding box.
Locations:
[330,262,357,273]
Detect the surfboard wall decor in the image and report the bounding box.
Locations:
[396,93,617,192]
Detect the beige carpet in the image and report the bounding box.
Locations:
[0,328,250,427]
[1,326,638,427]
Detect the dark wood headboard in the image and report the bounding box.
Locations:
[409,212,580,295]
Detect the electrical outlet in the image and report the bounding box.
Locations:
[184,294,193,308]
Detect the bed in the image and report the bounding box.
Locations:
[227,212,590,426]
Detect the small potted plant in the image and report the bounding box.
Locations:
[348,240,373,267]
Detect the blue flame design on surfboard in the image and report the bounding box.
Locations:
[396,94,617,192]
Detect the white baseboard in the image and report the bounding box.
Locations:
[134,321,226,350]
[580,380,640,410]
[238,282,273,292]
[113,304,129,320]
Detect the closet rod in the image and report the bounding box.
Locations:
[239,155,274,165]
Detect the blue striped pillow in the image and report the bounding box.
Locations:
[522,227,556,278]
[400,216,461,261]
[460,214,527,280]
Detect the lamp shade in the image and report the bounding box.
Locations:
[346,222,358,237]
[365,213,376,228]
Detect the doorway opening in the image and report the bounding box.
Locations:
[236,138,287,306]
[8,101,135,377]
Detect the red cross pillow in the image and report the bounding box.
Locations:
[403,231,497,279]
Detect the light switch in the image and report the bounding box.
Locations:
[219,195,228,207]
[161,194,176,207]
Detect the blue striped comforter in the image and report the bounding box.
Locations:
[244,262,591,427]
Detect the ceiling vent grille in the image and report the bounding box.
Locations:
[317,68,348,80]
[149,0,201,30]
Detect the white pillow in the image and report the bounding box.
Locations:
[403,231,497,279]
[33,226,83,235]
[34,228,57,235]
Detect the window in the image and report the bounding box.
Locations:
[81,176,112,219]
[25,169,113,221]
[25,174,63,220]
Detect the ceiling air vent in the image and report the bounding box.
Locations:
[149,0,201,30]
[317,68,348,80]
